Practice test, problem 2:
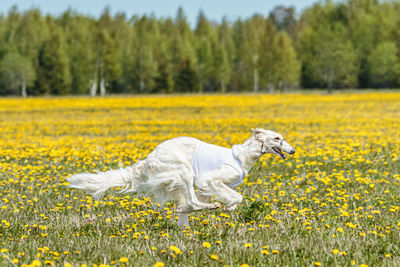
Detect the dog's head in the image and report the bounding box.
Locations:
[252,128,295,159]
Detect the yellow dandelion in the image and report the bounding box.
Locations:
[154,262,164,267]
[32,260,41,266]
[120,257,129,263]
[244,243,253,248]
[169,245,182,255]
[202,241,211,248]
[210,254,219,260]
[332,249,339,255]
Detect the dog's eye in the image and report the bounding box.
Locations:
[274,137,280,141]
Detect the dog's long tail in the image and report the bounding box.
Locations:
[67,160,146,199]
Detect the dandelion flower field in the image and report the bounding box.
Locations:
[0,93,399,266]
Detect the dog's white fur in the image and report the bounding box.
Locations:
[68,128,295,227]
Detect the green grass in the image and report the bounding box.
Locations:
[1,94,399,266]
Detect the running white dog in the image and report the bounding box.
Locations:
[68,128,295,227]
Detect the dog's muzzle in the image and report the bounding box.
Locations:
[282,140,295,155]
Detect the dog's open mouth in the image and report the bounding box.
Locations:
[272,147,286,159]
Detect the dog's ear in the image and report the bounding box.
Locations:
[251,128,263,136]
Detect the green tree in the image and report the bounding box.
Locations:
[242,15,265,92]
[93,8,122,96]
[214,17,234,92]
[175,55,200,92]
[0,51,35,96]
[195,11,215,92]
[153,51,173,93]
[367,41,400,88]
[230,19,247,92]
[270,31,300,92]
[259,19,277,92]
[59,10,96,94]
[36,23,71,95]
[130,16,159,93]
[310,24,359,93]
[298,3,359,91]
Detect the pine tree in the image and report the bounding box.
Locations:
[153,51,173,93]
[175,55,200,92]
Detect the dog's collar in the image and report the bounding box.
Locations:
[255,138,268,154]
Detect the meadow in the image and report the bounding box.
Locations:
[0,93,399,267]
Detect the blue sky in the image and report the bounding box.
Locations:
[1,0,324,25]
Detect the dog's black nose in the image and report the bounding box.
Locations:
[290,149,295,154]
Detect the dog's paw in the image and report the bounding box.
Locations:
[222,204,237,212]
[208,202,221,210]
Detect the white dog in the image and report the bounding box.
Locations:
[68,128,295,227]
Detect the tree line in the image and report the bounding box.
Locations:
[0,0,400,96]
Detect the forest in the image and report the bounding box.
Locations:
[0,0,399,96]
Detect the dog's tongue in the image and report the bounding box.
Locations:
[273,147,286,159]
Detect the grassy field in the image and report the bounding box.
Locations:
[0,93,399,267]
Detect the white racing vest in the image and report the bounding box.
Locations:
[192,142,247,188]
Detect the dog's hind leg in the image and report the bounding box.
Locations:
[176,190,212,228]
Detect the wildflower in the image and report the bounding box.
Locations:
[244,243,253,248]
[261,250,269,255]
[210,254,219,260]
[203,241,211,248]
[240,264,250,267]
[120,257,129,263]
[169,245,182,255]
[314,262,321,266]
[332,249,339,255]
[32,260,41,266]
[154,263,164,267]
[272,250,279,254]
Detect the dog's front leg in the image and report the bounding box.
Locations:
[212,180,243,211]
[197,166,243,211]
